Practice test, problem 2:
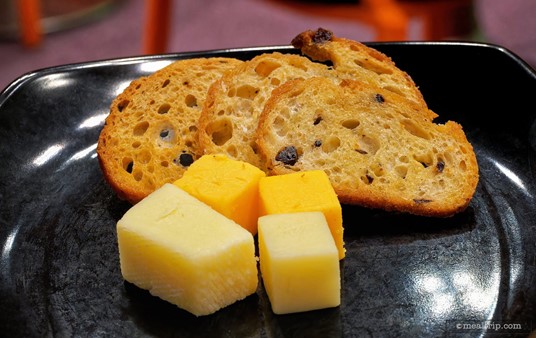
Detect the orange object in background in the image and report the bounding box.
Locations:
[265,0,409,41]
[264,0,473,41]
[143,0,172,54]
[11,0,125,50]
[17,0,42,47]
[400,0,474,40]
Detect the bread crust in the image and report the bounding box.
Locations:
[97,57,243,203]
[256,77,479,217]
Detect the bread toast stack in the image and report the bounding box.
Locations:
[97,28,479,217]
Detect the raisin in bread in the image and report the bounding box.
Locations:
[97,57,243,204]
[196,52,334,168]
[292,28,434,118]
[256,77,479,217]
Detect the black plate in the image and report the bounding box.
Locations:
[1,42,535,337]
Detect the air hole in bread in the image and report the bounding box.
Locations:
[174,153,194,167]
[138,150,151,164]
[401,119,431,140]
[208,118,233,146]
[132,169,143,181]
[158,103,171,115]
[255,60,281,77]
[132,141,141,148]
[331,166,342,174]
[271,78,281,86]
[414,153,433,168]
[370,163,384,177]
[161,160,169,167]
[313,116,323,125]
[342,119,360,129]
[122,157,134,173]
[185,94,197,108]
[225,145,238,158]
[395,165,408,179]
[117,99,130,112]
[360,173,374,185]
[235,85,259,100]
[148,165,154,173]
[399,155,409,163]
[322,136,340,153]
[273,116,288,137]
[459,160,467,171]
[249,141,259,155]
[162,79,170,88]
[133,121,149,136]
[358,135,380,155]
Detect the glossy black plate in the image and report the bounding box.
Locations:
[1,42,535,337]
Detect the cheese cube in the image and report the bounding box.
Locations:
[258,212,341,314]
[174,154,266,235]
[117,183,258,317]
[258,170,345,259]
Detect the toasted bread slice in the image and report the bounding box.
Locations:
[256,77,479,217]
[196,52,333,168]
[292,28,435,119]
[197,30,435,168]
[97,57,243,204]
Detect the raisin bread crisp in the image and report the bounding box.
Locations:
[97,57,243,204]
[256,77,479,217]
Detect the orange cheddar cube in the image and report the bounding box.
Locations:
[258,170,345,259]
[174,154,266,235]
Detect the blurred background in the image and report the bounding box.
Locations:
[1,0,535,92]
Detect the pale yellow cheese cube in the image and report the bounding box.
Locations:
[117,183,258,316]
[259,170,345,259]
[258,211,341,315]
[174,154,266,235]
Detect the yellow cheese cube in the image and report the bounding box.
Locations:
[259,170,345,259]
[117,183,258,317]
[258,212,341,314]
[174,154,266,235]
